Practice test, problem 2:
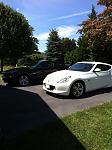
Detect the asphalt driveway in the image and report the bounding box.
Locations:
[1,84,112,139]
[17,84,112,117]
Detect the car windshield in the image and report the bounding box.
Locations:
[68,63,94,72]
[30,60,47,69]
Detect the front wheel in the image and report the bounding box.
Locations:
[19,75,30,86]
[70,81,85,98]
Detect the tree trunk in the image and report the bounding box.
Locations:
[0,57,3,73]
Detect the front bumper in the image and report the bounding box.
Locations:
[2,74,17,83]
[43,81,70,96]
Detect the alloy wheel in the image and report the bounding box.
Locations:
[19,75,29,86]
[71,82,84,98]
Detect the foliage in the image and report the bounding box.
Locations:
[0,2,38,72]
[61,38,76,54]
[46,29,63,61]
[64,50,77,64]
[76,5,97,62]
[46,30,77,63]
[88,4,97,19]
[78,0,112,63]
[98,0,112,7]
[77,37,92,61]
[17,53,45,66]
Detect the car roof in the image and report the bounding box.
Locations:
[77,61,112,66]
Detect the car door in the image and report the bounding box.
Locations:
[90,64,111,90]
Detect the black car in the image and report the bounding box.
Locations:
[2,60,67,86]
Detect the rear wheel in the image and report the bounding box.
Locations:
[70,81,85,98]
[19,75,30,86]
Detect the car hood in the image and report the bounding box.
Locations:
[46,70,86,82]
[3,66,31,74]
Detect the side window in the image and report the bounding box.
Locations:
[40,61,53,69]
[95,64,111,71]
[48,62,54,68]
[54,61,64,68]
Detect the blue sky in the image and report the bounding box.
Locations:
[0,0,104,52]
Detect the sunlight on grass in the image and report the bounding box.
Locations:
[63,102,112,150]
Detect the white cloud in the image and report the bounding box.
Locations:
[36,25,80,41]
[57,25,80,38]
[16,8,20,11]
[51,11,90,21]
[36,32,49,41]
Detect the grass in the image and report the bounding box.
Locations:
[63,102,112,150]
[1,102,112,150]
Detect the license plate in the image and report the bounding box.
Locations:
[46,84,50,89]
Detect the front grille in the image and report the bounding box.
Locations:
[49,85,55,90]
[44,83,55,91]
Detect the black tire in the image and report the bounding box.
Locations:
[19,75,30,86]
[70,81,85,98]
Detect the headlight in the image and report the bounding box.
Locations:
[57,76,71,83]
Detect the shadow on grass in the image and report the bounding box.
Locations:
[0,85,85,150]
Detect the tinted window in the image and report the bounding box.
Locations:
[54,61,64,67]
[38,61,53,69]
[69,63,94,72]
[95,64,111,71]
[31,60,53,69]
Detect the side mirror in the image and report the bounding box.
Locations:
[94,68,101,72]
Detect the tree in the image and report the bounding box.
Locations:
[61,38,76,54]
[61,38,76,63]
[98,0,112,7]
[46,29,63,61]
[76,5,97,61]
[78,0,112,63]
[88,4,97,19]
[77,37,92,61]
[0,2,38,72]
[64,50,76,64]
[17,53,45,66]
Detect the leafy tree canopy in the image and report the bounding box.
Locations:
[0,2,38,72]
[98,0,112,7]
[78,0,112,63]
[61,38,76,53]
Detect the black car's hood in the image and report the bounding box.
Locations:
[3,66,31,74]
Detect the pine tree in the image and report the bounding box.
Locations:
[88,5,97,19]
[46,29,63,61]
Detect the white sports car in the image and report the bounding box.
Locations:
[43,62,112,98]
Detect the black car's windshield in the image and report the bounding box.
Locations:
[31,60,54,69]
[30,60,47,69]
[68,63,94,72]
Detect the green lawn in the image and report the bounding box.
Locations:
[63,102,112,150]
[1,102,112,150]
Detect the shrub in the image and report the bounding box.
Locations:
[17,53,45,66]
